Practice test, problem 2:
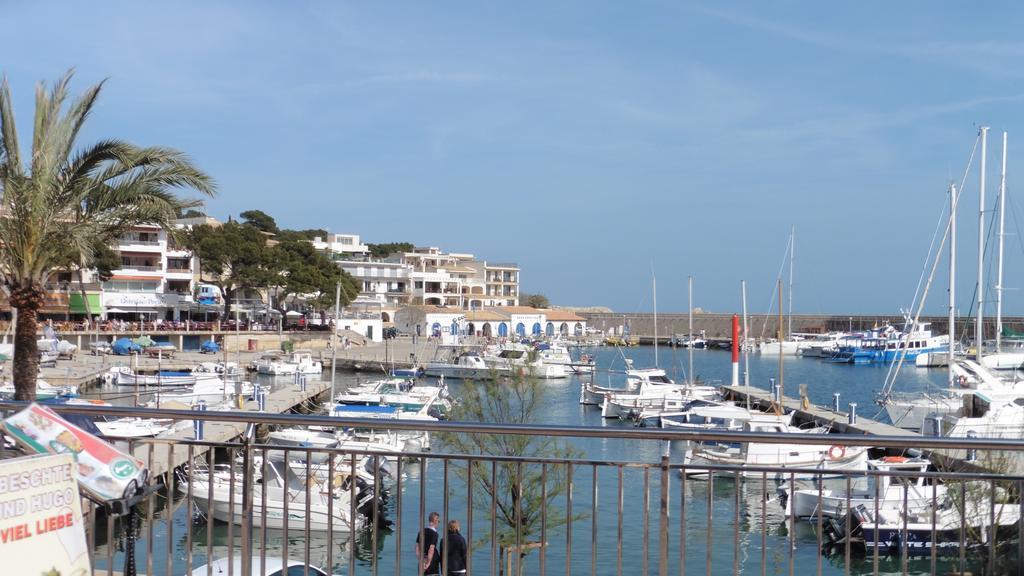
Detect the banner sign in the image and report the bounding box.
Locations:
[0,453,90,575]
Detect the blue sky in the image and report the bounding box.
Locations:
[6,1,1024,314]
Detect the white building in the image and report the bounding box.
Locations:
[397,305,585,340]
[393,305,467,344]
[101,224,199,320]
[311,233,370,259]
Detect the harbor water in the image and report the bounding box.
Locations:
[88,345,1015,575]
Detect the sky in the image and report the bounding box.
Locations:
[5,1,1024,314]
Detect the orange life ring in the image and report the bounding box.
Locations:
[881,456,909,463]
[828,445,845,460]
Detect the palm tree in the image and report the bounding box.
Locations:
[0,71,215,400]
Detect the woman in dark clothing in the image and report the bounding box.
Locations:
[440,519,468,575]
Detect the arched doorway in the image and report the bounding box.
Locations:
[560,322,569,334]
[482,323,493,337]
[431,322,442,337]
[467,322,476,335]
[450,321,459,336]
[515,323,526,336]
[531,323,542,336]
[545,322,554,336]
[498,323,508,337]
[381,312,391,322]
[425,297,442,306]
[574,322,583,336]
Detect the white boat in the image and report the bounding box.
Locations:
[645,403,790,431]
[152,378,254,407]
[109,366,221,387]
[95,417,173,438]
[684,420,869,479]
[424,350,505,380]
[600,369,719,420]
[255,350,323,375]
[184,458,362,533]
[914,351,950,367]
[784,456,941,519]
[191,557,331,576]
[334,378,451,415]
[759,338,803,356]
[484,344,568,379]
[0,378,78,400]
[536,342,595,374]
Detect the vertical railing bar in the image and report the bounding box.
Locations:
[186,444,195,575]
[372,454,380,576]
[304,453,312,576]
[105,499,114,575]
[422,455,429,576]
[788,472,795,576]
[282,448,290,572]
[146,443,156,576]
[733,468,740,576]
[901,475,909,575]
[349,453,357,576]
[705,471,713,576]
[166,443,175,576]
[815,472,823,576]
[565,462,573,576]
[659,447,669,576]
[467,459,474,576]
[990,477,997,576]
[681,466,688,576]
[616,464,624,576]
[260,448,268,576]
[327,453,335,574]
[959,481,966,574]
[1019,479,1024,576]
[844,475,851,576]
[206,447,215,576]
[516,461,524,576]
[643,466,650,576]
[591,464,598,576]
[541,462,548,576]
[443,458,450,576]
[395,457,404,576]
[227,447,236,576]
[930,480,937,576]
[873,471,881,576]
[491,460,497,576]
[760,471,766,576]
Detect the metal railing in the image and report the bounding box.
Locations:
[2,403,1024,576]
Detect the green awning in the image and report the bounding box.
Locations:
[69,293,101,315]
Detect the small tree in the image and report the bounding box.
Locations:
[520,293,550,309]
[441,372,580,575]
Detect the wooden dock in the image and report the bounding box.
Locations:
[131,378,332,479]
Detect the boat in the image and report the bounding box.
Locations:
[150,378,255,407]
[423,347,506,380]
[108,366,221,387]
[0,378,77,400]
[683,419,869,479]
[644,402,790,431]
[95,417,174,438]
[600,371,720,420]
[828,486,1022,557]
[334,378,451,416]
[190,557,331,576]
[827,322,950,364]
[483,343,568,379]
[535,341,595,374]
[183,457,363,533]
[673,335,707,349]
[255,350,323,375]
[783,456,941,519]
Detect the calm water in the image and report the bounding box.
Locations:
[89,347,1015,575]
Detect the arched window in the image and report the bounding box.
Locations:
[515,323,526,336]
[545,322,554,336]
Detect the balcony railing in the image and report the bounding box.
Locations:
[3,403,1024,576]
[166,267,192,274]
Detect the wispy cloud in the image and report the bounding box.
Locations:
[347,70,486,88]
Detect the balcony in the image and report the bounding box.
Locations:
[6,403,1023,576]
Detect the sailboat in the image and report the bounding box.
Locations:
[758,227,805,355]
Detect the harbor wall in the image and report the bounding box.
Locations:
[578,312,1024,339]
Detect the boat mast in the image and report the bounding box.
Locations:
[787,226,794,339]
[652,270,658,367]
[977,126,988,360]
[776,278,784,415]
[996,131,1008,353]
[949,182,958,388]
[742,280,750,386]
[688,275,694,386]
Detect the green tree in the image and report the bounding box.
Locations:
[188,221,277,318]
[276,228,328,242]
[441,373,579,575]
[271,239,359,313]
[0,71,214,399]
[367,241,414,259]
[239,209,279,234]
[520,293,550,308]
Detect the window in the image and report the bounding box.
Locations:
[102,280,159,292]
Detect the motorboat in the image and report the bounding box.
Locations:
[580,364,677,406]
[424,349,506,380]
[684,420,869,479]
[329,404,436,452]
[190,557,331,576]
[183,457,363,533]
[0,378,77,400]
[639,402,786,431]
[149,378,254,407]
[783,456,941,519]
[108,366,221,387]
[484,344,568,379]
[95,417,173,438]
[255,350,323,375]
[827,322,949,365]
[535,342,595,374]
[600,369,719,420]
[830,486,1022,557]
[334,378,451,416]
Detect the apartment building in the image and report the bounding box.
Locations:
[311,233,370,260]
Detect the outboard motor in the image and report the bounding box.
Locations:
[822,504,870,552]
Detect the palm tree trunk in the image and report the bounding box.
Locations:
[11,296,41,401]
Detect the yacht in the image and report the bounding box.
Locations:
[536,342,595,374]
[484,343,567,379]
[255,350,322,375]
[423,348,506,380]
[827,322,949,365]
[783,456,940,519]
[600,374,719,420]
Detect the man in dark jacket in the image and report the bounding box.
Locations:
[440,519,468,575]
[415,512,441,575]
